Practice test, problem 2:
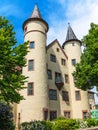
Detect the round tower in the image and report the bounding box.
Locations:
[18,5,49,123]
[62,24,90,119]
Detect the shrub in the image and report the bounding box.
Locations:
[0,102,15,130]
[42,121,53,130]
[86,118,98,127]
[21,120,45,130]
[52,119,79,130]
[77,119,88,129]
[20,122,31,130]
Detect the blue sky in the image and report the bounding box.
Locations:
[0,0,98,103]
[1,0,98,45]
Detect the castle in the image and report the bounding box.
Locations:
[14,4,95,128]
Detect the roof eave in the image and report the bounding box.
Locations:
[62,39,82,48]
[22,18,49,32]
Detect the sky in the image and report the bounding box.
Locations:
[0,0,98,103]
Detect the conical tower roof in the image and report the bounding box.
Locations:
[30,5,42,19]
[22,4,49,32]
[62,24,81,48]
[66,24,78,41]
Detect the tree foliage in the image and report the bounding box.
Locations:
[0,102,15,130]
[73,23,98,91]
[0,16,28,103]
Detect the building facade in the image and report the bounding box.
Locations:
[15,4,95,128]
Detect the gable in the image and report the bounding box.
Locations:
[47,39,68,59]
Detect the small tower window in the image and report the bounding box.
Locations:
[30,41,34,49]
[72,43,75,46]
[24,26,27,33]
[71,59,76,65]
[28,82,34,95]
[28,60,34,71]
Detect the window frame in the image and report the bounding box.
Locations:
[75,90,81,101]
[50,111,57,120]
[43,108,48,120]
[62,91,69,101]
[47,69,52,79]
[61,58,66,66]
[49,89,57,100]
[28,59,34,71]
[71,59,76,65]
[57,48,59,52]
[82,110,88,119]
[50,54,56,62]
[64,111,71,118]
[27,82,34,96]
[65,74,69,83]
[55,72,62,82]
[29,41,35,49]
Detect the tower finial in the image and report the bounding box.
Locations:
[68,22,70,25]
[30,4,42,19]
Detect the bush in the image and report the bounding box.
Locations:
[0,102,15,130]
[20,118,98,130]
[42,121,53,130]
[86,118,98,127]
[52,119,79,130]
[21,120,45,130]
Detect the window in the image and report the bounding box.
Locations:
[71,59,76,65]
[64,111,70,118]
[72,43,75,46]
[24,26,27,33]
[43,108,48,120]
[49,89,57,100]
[50,54,56,62]
[88,93,94,99]
[82,111,88,119]
[89,104,92,109]
[65,74,69,83]
[62,91,69,101]
[75,91,81,100]
[57,48,59,52]
[61,59,66,65]
[30,41,34,49]
[55,72,62,83]
[28,60,34,71]
[50,111,57,120]
[47,69,52,79]
[28,83,34,95]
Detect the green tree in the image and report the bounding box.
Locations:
[0,102,15,130]
[0,16,28,103]
[73,23,98,91]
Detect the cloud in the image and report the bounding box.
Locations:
[47,0,98,45]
